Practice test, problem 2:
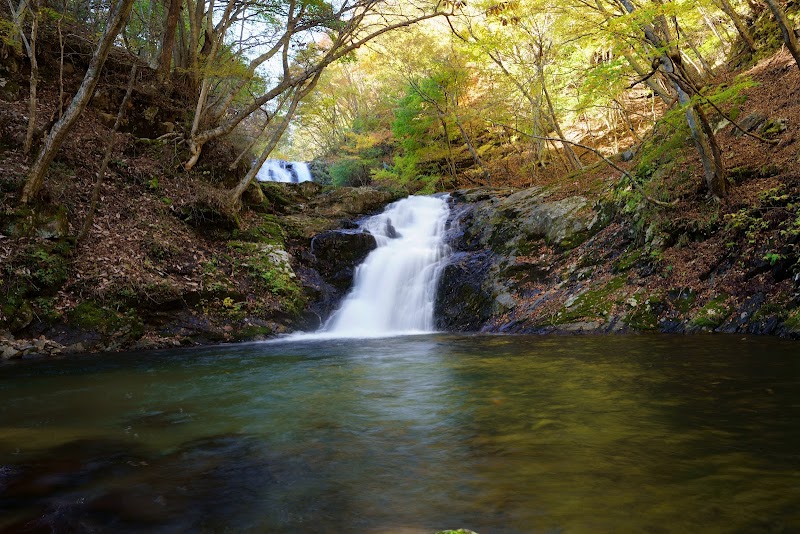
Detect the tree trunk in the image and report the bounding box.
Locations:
[714,0,757,53]
[23,0,39,155]
[446,92,491,186]
[184,7,448,170]
[619,0,727,198]
[700,6,733,48]
[57,10,65,117]
[438,116,457,179]
[157,0,182,82]
[188,0,236,139]
[686,38,714,78]
[542,81,582,171]
[20,0,136,205]
[79,63,138,241]
[763,0,800,69]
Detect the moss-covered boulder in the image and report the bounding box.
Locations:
[1,206,69,239]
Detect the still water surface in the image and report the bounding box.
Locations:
[1,334,799,532]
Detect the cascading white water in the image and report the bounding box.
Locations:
[320,195,450,338]
[256,160,313,183]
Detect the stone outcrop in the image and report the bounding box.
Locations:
[436,187,611,332]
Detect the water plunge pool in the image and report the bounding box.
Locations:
[1,334,798,532]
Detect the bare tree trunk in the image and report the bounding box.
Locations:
[542,81,582,171]
[438,117,457,179]
[700,6,733,48]
[184,7,449,170]
[57,7,65,117]
[157,0,182,82]
[619,0,727,198]
[79,63,138,241]
[23,0,38,155]
[229,115,270,171]
[20,0,136,205]
[713,0,757,53]
[686,38,714,78]
[763,0,800,69]
[229,93,292,170]
[189,0,236,139]
[446,92,491,186]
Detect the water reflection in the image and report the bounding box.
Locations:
[1,335,799,532]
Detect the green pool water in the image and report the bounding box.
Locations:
[1,334,798,532]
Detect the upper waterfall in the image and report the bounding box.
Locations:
[320,195,451,338]
[256,160,313,183]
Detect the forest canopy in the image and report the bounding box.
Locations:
[2,0,799,204]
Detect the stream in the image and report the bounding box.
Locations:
[1,334,798,532]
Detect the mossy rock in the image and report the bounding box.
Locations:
[231,215,286,245]
[667,287,696,314]
[782,307,800,334]
[230,324,274,341]
[550,276,625,325]
[613,248,648,273]
[625,292,664,330]
[227,242,306,315]
[759,118,787,138]
[2,241,72,297]
[0,295,34,332]
[259,182,297,213]
[281,214,342,239]
[69,301,144,340]
[691,294,733,329]
[1,206,70,239]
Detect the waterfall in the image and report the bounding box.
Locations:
[256,160,313,183]
[320,195,451,338]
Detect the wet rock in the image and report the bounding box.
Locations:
[452,187,604,254]
[311,229,377,291]
[1,344,20,359]
[759,117,787,138]
[435,251,495,331]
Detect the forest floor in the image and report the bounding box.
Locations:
[2,30,800,357]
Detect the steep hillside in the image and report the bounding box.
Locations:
[436,49,800,337]
[0,30,405,358]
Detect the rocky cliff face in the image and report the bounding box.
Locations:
[435,187,800,337]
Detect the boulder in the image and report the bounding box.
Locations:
[435,251,495,331]
[733,112,767,137]
[311,230,377,291]
[494,189,595,250]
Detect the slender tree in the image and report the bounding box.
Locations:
[619,0,727,198]
[713,0,756,53]
[20,0,137,204]
[156,0,182,82]
[79,62,139,241]
[182,0,453,171]
[763,0,800,69]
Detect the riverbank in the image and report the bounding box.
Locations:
[3,27,800,357]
